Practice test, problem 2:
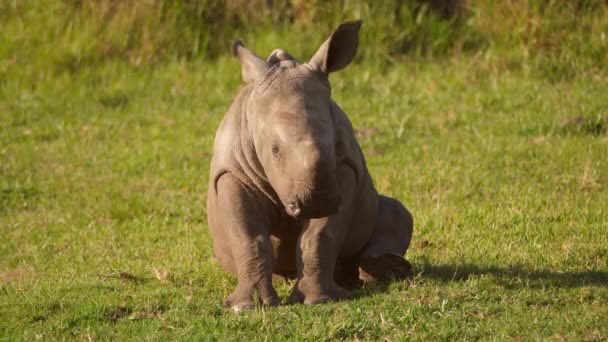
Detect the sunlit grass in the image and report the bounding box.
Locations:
[1,1,608,339]
[1,53,607,339]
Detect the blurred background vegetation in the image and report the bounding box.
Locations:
[1,0,607,81]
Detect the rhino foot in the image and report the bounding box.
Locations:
[358,253,412,284]
[223,282,280,312]
[288,277,351,305]
[223,296,254,312]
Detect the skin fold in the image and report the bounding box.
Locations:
[207,21,414,310]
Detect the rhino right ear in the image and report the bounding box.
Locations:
[308,20,362,74]
[232,40,269,83]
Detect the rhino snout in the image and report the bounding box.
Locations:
[285,193,340,219]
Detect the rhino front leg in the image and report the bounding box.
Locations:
[215,174,280,310]
[288,216,352,304]
[288,165,359,305]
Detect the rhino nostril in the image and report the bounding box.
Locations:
[286,202,301,217]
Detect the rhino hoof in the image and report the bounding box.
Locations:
[288,279,351,305]
[259,295,281,307]
[304,292,349,305]
[359,253,412,284]
[224,299,254,312]
[287,289,304,304]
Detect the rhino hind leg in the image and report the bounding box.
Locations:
[358,195,413,284]
[334,259,361,289]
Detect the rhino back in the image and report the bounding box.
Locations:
[331,101,374,192]
[210,87,248,176]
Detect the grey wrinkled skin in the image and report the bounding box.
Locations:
[207,21,414,310]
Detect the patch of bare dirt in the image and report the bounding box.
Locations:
[355,127,380,140]
[103,306,132,322]
[416,240,435,249]
[559,114,607,136]
[99,272,148,283]
[365,147,386,157]
[0,267,31,283]
[529,136,548,145]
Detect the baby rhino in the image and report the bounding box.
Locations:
[207,21,413,310]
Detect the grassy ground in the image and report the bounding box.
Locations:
[2,1,608,337]
[2,51,607,339]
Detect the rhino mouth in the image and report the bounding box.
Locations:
[285,192,340,219]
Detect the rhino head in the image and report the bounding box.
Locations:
[233,21,362,219]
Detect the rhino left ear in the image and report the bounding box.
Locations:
[232,40,269,83]
[308,20,362,74]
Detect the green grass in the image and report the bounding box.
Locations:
[2,1,608,338]
[2,53,607,340]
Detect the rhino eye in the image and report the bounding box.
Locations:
[271,144,280,155]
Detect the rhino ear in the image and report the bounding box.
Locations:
[308,20,362,74]
[232,40,269,83]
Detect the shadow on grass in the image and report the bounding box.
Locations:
[417,261,608,288]
[350,261,607,301]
